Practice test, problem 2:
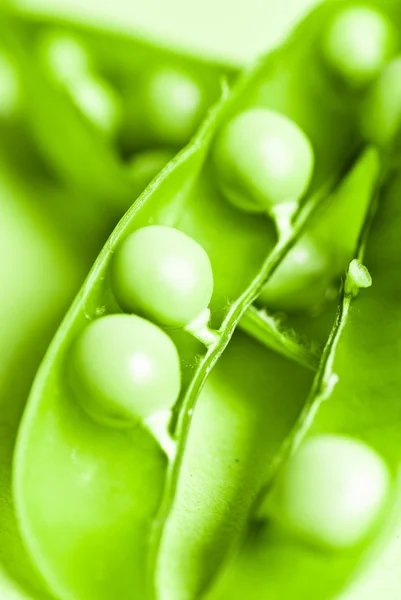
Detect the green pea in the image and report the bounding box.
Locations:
[321,5,396,88]
[111,226,214,328]
[0,50,21,118]
[143,67,205,145]
[127,149,176,197]
[360,56,401,147]
[69,314,181,428]
[258,235,334,311]
[69,73,122,137]
[212,108,314,216]
[263,435,390,549]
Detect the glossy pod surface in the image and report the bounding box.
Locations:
[0,8,237,600]
[11,2,401,600]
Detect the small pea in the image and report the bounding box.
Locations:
[69,314,181,428]
[258,236,333,311]
[127,149,176,197]
[360,56,401,147]
[144,67,204,145]
[321,5,396,88]
[263,434,390,549]
[69,73,122,137]
[111,226,214,328]
[212,108,314,215]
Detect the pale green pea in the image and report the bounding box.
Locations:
[263,434,390,549]
[212,108,314,216]
[258,235,333,311]
[360,56,401,147]
[144,67,204,145]
[69,73,122,137]
[111,226,214,328]
[321,5,396,88]
[69,314,181,428]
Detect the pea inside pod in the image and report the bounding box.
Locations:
[264,434,390,550]
[208,143,401,600]
[111,225,214,328]
[13,2,391,599]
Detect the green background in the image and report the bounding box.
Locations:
[8,0,401,598]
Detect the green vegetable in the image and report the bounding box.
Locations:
[8,2,401,600]
[69,314,181,427]
[0,9,236,600]
[111,225,214,328]
[139,67,206,146]
[321,4,396,88]
[212,107,314,221]
[14,1,362,593]
[264,434,390,549]
[255,145,379,321]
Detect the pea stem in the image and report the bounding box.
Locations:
[144,410,177,460]
[184,308,220,347]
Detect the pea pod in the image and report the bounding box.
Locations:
[0,11,238,600]
[13,2,385,600]
[206,154,401,599]
[154,143,381,600]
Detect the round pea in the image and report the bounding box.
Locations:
[360,56,401,147]
[143,67,204,145]
[69,314,181,428]
[258,236,333,311]
[111,226,214,328]
[321,5,396,88]
[212,108,314,214]
[128,149,176,197]
[264,435,390,549]
[69,73,122,137]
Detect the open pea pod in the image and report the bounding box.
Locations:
[205,150,401,599]
[12,3,385,600]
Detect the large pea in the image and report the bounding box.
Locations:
[69,314,181,428]
[321,5,396,88]
[143,67,205,145]
[212,108,314,215]
[360,56,401,147]
[111,226,214,328]
[263,434,390,549]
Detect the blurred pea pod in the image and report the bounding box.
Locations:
[0,7,234,226]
